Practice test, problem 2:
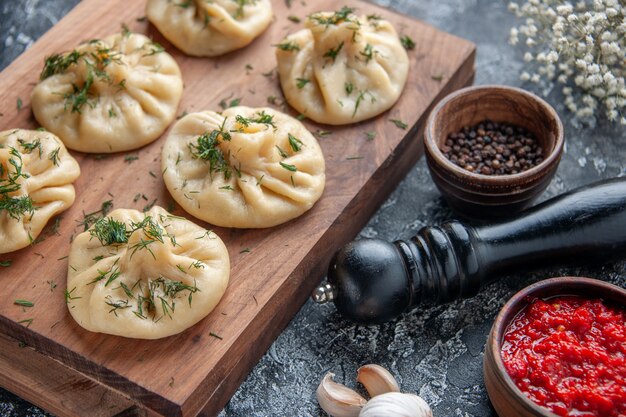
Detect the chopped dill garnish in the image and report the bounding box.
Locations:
[143,41,165,56]
[233,0,255,19]
[287,133,302,152]
[240,248,251,253]
[105,296,131,316]
[78,199,114,231]
[353,90,376,117]
[276,145,288,158]
[189,260,204,269]
[400,35,416,50]
[234,111,276,128]
[288,15,301,23]
[48,147,61,166]
[310,6,355,26]
[296,78,310,89]
[90,217,128,246]
[40,50,84,80]
[0,260,11,267]
[121,23,132,38]
[390,119,408,129]
[18,318,33,327]
[141,198,157,213]
[64,66,95,113]
[360,43,375,63]
[14,299,34,307]
[219,96,241,110]
[274,41,300,52]
[219,185,234,191]
[323,41,344,63]
[0,148,37,221]
[345,82,354,95]
[188,119,233,180]
[366,131,377,141]
[0,196,36,221]
[280,161,297,172]
[108,107,117,118]
[16,97,22,111]
[431,74,444,82]
[18,138,43,157]
[209,332,223,340]
[124,155,139,163]
[314,130,332,138]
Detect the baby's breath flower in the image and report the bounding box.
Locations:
[510,0,626,124]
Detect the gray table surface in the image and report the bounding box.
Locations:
[1,0,625,416]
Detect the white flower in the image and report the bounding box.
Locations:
[557,4,573,15]
[546,51,559,63]
[509,0,626,123]
[508,2,520,13]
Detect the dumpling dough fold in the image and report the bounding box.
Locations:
[31,32,183,153]
[276,8,409,125]
[162,106,326,228]
[0,129,80,254]
[66,206,230,339]
[146,0,273,56]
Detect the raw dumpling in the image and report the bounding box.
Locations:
[31,32,183,153]
[276,7,409,125]
[162,106,325,228]
[0,129,80,254]
[146,0,273,57]
[66,206,230,339]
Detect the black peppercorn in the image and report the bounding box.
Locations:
[442,120,544,176]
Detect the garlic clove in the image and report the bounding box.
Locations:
[356,364,400,397]
[358,392,433,417]
[316,372,367,417]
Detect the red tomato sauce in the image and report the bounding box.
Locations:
[501,296,626,416]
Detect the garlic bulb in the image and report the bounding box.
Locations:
[358,392,433,417]
[316,372,367,417]
[316,365,433,417]
[356,364,400,397]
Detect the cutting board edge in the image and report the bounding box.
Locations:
[0,0,479,415]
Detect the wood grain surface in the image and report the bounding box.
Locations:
[0,0,475,415]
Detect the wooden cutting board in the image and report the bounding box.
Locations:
[0,0,475,416]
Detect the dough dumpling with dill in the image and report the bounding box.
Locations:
[146,0,273,57]
[162,106,326,228]
[66,206,230,339]
[31,32,183,153]
[275,7,409,125]
[0,129,80,254]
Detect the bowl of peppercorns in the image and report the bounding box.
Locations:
[424,85,564,218]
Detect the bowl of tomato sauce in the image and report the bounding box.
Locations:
[484,277,626,417]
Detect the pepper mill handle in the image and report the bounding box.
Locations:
[318,177,626,324]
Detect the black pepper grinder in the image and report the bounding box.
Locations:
[313,177,626,324]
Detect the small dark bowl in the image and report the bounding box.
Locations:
[424,85,564,219]
[484,277,626,417]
